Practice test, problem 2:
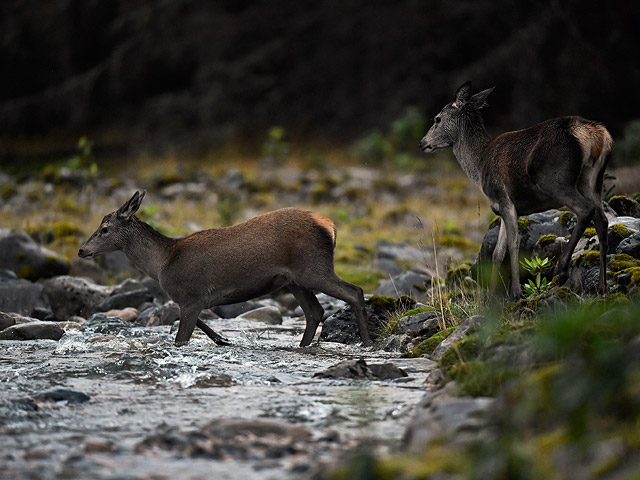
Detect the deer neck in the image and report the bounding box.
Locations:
[452,119,491,187]
[122,218,176,281]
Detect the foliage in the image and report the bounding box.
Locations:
[390,106,427,153]
[352,130,393,165]
[616,118,640,164]
[262,126,291,164]
[520,256,553,297]
[602,173,617,202]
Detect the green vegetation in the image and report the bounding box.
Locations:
[520,256,553,297]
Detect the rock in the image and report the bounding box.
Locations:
[193,373,235,388]
[395,311,442,337]
[159,182,207,199]
[480,209,571,260]
[608,195,640,218]
[96,250,143,279]
[138,301,180,326]
[95,288,153,312]
[0,230,69,280]
[431,315,484,361]
[212,301,261,318]
[0,278,51,316]
[0,312,37,331]
[0,269,18,281]
[136,418,311,460]
[69,257,106,284]
[141,277,171,304]
[36,388,90,404]
[374,271,432,299]
[85,314,132,334]
[0,321,64,340]
[103,307,140,322]
[237,306,282,325]
[403,393,494,453]
[616,231,640,258]
[30,307,56,321]
[313,359,377,380]
[84,439,115,454]
[373,333,411,353]
[607,216,640,251]
[368,363,408,380]
[43,276,113,320]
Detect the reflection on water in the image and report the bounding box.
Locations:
[0,316,432,479]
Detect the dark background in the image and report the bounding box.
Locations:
[1,0,638,159]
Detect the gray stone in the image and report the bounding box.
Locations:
[43,276,113,320]
[368,363,408,380]
[212,301,261,318]
[395,311,442,337]
[95,289,153,312]
[608,196,640,218]
[616,231,640,258]
[313,359,377,380]
[0,321,64,340]
[0,230,69,281]
[36,388,90,403]
[373,333,410,353]
[237,306,282,325]
[403,393,494,453]
[431,315,484,361]
[138,301,180,326]
[0,269,18,281]
[0,312,37,331]
[0,279,50,316]
[374,270,432,298]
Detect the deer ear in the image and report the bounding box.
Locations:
[454,81,472,106]
[470,87,495,109]
[117,190,146,219]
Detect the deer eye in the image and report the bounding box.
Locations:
[101,227,109,234]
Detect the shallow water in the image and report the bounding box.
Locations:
[0,316,434,479]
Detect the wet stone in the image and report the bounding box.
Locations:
[212,301,261,318]
[431,315,484,362]
[374,271,432,299]
[237,305,283,325]
[138,301,180,326]
[36,388,90,404]
[314,359,376,380]
[102,307,139,323]
[368,363,409,380]
[0,320,64,341]
[0,279,51,317]
[95,289,153,312]
[43,276,113,320]
[0,230,69,281]
[395,311,441,337]
[616,231,640,258]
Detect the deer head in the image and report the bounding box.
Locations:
[419,81,494,153]
[78,191,146,258]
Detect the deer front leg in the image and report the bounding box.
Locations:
[175,301,204,347]
[491,220,508,292]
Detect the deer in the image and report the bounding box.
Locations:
[419,81,613,298]
[78,191,371,347]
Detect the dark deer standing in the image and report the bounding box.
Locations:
[79,191,371,347]
[419,82,613,298]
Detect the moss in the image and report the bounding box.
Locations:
[583,227,596,238]
[572,250,601,268]
[608,222,635,239]
[16,251,26,261]
[439,234,477,249]
[0,183,17,200]
[400,306,437,318]
[558,210,576,227]
[518,217,535,231]
[445,264,472,284]
[449,360,520,397]
[438,336,482,368]
[405,326,456,357]
[536,234,558,248]
[16,264,36,279]
[608,253,640,273]
[551,286,579,300]
[488,216,501,229]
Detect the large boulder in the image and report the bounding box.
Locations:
[0,278,51,316]
[43,276,113,320]
[0,230,69,280]
[0,320,64,341]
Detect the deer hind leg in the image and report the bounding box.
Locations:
[592,206,609,294]
[298,272,371,345]
[288,285,325,347]
[490,220,508,292]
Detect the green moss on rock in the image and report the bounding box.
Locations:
[572,250,601,268]
[536,234,558,247]
[404,326,456,358]
[583,227,596,238]
[400,306,437,318]
[608,223,635,239]
[445,265,472,284]
[558,211,576,227]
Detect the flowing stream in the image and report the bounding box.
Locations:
[0,315,433,479]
